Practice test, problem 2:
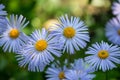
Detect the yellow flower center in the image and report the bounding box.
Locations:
[35,40,48,51]
[63,27,76,38]
[98,50,109,59]
[9,29,19,39]
[118,30,120,35]
[58,71,65,79]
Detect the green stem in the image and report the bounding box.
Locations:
[67,53,71,64]
[105,71,108,80]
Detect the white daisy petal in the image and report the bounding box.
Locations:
[0,4,7,16]
[112,0,120,16]
[0,4,7,34]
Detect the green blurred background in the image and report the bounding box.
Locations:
[0,0,120,80]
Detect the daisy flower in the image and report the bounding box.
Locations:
[45,60,68,80]
[85,41,120,72]
[112,0,120,16]
[105,16,120,45]
[0,4,7,34]
[66,59,95,80]
[65,70,93,80]
[0,14,29,53]
[16,28,62,72]
[53,15,89,54]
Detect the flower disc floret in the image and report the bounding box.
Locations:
[58,71,65,79]
[98,50,109,59]
[9,29,19,39]
[35,40,48,51]
[63,27,76,38]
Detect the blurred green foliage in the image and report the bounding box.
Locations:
[0,0,120,80]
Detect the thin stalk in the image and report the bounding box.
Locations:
[105,71,108,80]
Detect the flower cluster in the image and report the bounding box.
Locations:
[45,59,95,80]
[0,1,120,79]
